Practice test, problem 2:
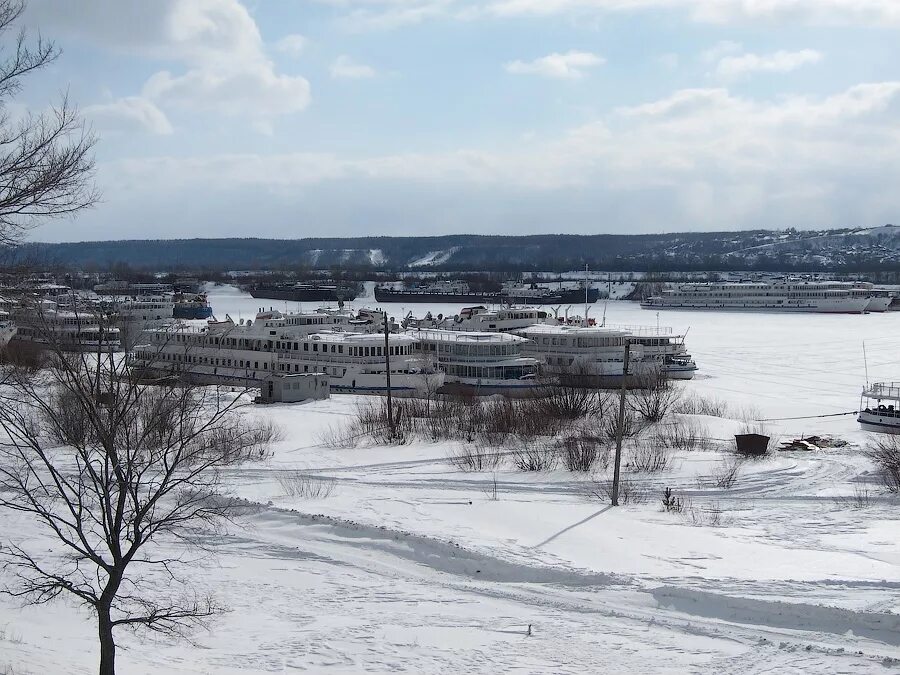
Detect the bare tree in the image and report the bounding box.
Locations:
[533,363,610,420]
[0,0,98,248]
[0,324,277,675]
[628,371,680,423]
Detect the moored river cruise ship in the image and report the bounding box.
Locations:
[130,310,441,395]
[408,329,540,396]
[641,282,872,313]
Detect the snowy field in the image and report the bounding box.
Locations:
[2,285,900,674]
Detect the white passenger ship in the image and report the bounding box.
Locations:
[514,325,659,383]
[0,308,16,349]
[403,305,553,332]
[858,382,900,434]
[603,324,698,380]
[131,309,440,394]
[273,332,440,394]
[405,305,698,381]
[641,281,871,313]
[11,299,121,351]
[408,329,540,395]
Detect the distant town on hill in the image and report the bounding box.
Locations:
[12,225,900,273]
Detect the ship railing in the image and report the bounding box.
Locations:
[864,382,900,401]
[602,324,675,336]
[276,352,419,366]
[410,330,524,343]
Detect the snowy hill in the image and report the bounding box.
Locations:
[17,225,900,271]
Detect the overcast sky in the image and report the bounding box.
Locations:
[16,0,900,242]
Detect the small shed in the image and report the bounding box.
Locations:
[734,433,770,456]
[258,373,329,404]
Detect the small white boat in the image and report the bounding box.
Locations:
[858,382,900,433]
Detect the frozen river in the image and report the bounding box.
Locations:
[2,285,898,674]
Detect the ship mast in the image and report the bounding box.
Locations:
[584,263,590,325]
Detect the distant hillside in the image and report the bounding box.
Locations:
[13,226,900,272]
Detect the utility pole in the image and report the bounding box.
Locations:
[611,340,630,506]
[384,311,394,439]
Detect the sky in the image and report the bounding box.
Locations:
[13,0,900,242]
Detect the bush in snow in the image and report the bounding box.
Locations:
[628,373,681,423]
[868,436,900,493]
[661,487,684,513]
[449,442,503,472]
[672,392,731,418]
[590,475,648,505]
[510,438,558,472]
[558,434,608,472]
[628,442,672,473]
[651,417,708,452]
[276,470,337,499]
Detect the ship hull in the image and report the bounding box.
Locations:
[249,288,358,302]
[858,411,900,434]
[640,300,870,314]
[374,288,601,305]
[173,306,214,319]
[866,297,893,312]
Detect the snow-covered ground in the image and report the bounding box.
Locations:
[2,286,900,674]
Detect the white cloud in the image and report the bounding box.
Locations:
[143,66,310,116]
[275,34,308,57]
[315,0,900,27]
[504,51,605,79]
[330,55,377,79]
[26,0,311,127]
[83,97,173,135]
[81,82,900,236]
[105,82,900,195]
[716,48,823,78]
[701,40,743,64]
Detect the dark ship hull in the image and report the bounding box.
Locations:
[248,285,359,302]
[374,287,601,305]
[173,305,213,319]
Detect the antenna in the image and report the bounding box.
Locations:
[863,341,869,386]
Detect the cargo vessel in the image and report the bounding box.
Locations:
[248,282,360,303]
[374,280,600,305]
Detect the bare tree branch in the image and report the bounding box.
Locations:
[0,0,97,248]
[0,296,278,675]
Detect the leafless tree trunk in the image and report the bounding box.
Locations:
[0,0,98,248]
[0,310,278,675]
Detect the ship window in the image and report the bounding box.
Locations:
[339,346,343,354]
[304,343,308,351]
[313,344,318,352]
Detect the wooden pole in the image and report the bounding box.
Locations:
[384,312,394,438]
[611,340,630,506]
